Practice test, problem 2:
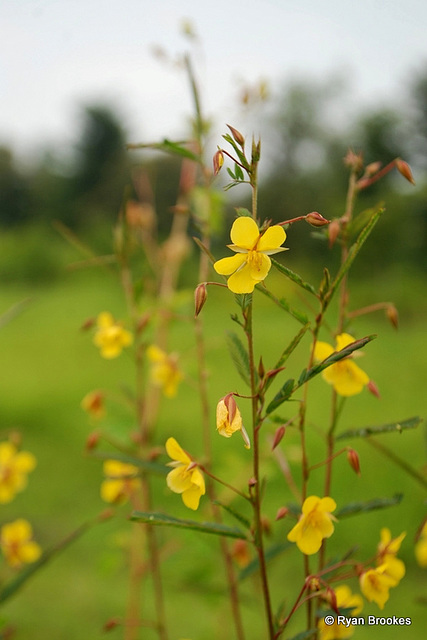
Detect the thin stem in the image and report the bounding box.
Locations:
[245,302,275,640]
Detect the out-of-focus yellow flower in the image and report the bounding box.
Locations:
[376,528,406,583]
[216,394,250,448]
[359,564,396,609]
[165,438,205,511]
[214,217,286,294]
[147,345,182,398]
[415,522,427,568]
[81,390,105,420]
[0,519,41,568]
[287,495,337,555]
[0,442,36,504]
[314,333,369,397]
[318,585,363,639]
[100,460,140,504]
[93,312,133,359]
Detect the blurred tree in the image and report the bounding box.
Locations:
[0,148,32,226]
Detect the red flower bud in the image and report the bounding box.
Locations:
[386,304,399,329]
[213,149,224,175]
[194,282,208,317]
[367,379,381,398]
[395,158,415,185]
[272,425,286,450]
[227,124,245,147]
[347,448,361,476]
[275,506,289,521]
[328,219,341,248]
[305,211,330,227]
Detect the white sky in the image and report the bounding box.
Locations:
[1,0,427,162]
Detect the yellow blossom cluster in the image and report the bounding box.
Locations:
[287,496,337,555]
[359,528,406,609]
[165,438,205,511]
[93,312,133,359]
[0,440,41,569]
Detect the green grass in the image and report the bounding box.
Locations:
[0,253,426,639]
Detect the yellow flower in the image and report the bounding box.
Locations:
[314,333,369,397]
[81,390,105,420]
[0,519,41,568]
[377,528,406,583]
[147,345,182,398]
[216,394,250,448]
[415,522,427,568]
[359,564,396,609]
[214,217,286,293]
[0,442,36,504]
[287,495,337,555]
[165,438,205,511]
[93,312,133,359]
[100,460,140,504]
[318,585,363,640]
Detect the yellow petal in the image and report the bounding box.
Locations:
[165,437,191,465]
[214,253,247,276]
[166,466,193,494]
[19,540,41,564]
[314,341,334,361]
[227,264,257,293]
[335,333,356,350]
[319,496,337,513]
[146,345,166,363]
[100,479,124,503]
[257,225,286,252]
[182,485,203,510]
[323,360,369,396]
[97,312,114,328]
[302,496,321,514]
[230,217,260,249]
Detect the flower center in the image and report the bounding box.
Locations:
[247,250,263,273]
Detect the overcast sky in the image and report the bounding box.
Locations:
[2,0,427,161]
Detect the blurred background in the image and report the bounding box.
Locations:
[0,1,426,638]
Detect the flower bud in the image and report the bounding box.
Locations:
[344,149,364,172]
[271,425,286,450]
[275,506,289,521]
[328,219,341,248]
[103,618,121,632]
[194,282,208,317]
[216,394,243,438]
[231,539,251,568]
[213,149,224,175]
[367,379,381,398]
[305,211,330,227]
[347,448,361,476]
[86,430,101,451]
[395,158,415,185]
[227,124,245,147]
[386,304,399,329]
[365,161,382,176]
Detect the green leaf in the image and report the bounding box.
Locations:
[212,501,251,529]
[325,207,384,307]
[336,494,403,518]
[271,259,317,296]
[227,167,236,180]
[266,379,295,415]
[131,512,248,539]
[127,138,201,162]
[298,335,376,386]
[336,416,422,440]
[257,287,309,325]
[239,542,292,580]
[226,331,251,386]
[92,451,168,476]
[274,323,311,371]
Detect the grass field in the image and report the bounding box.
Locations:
[0,235,426,639]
